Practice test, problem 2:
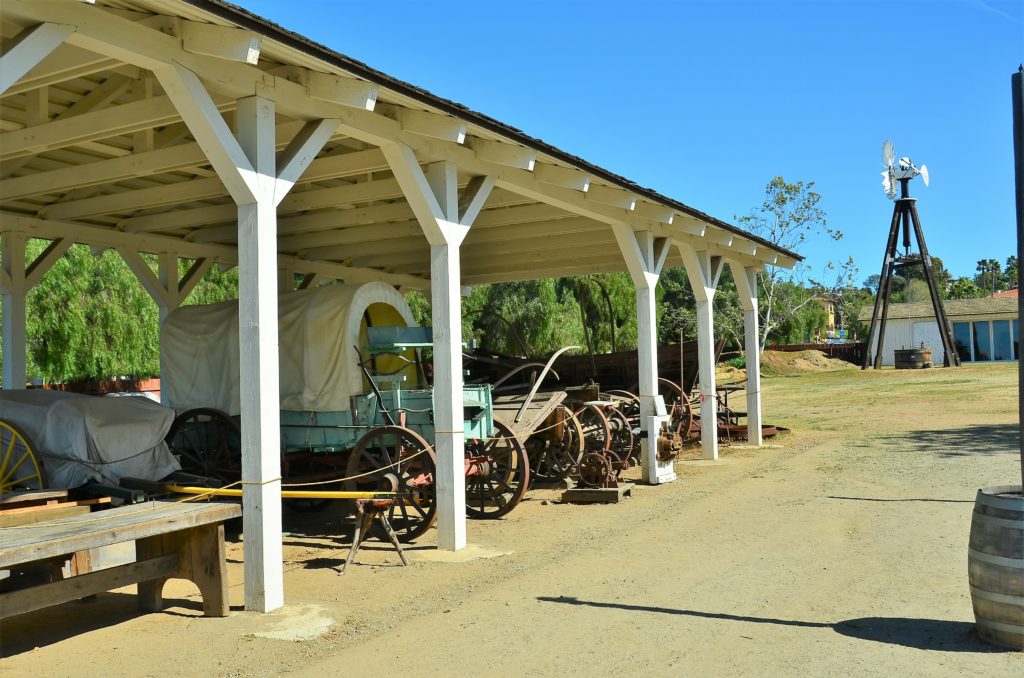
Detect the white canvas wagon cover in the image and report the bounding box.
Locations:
[161,282,415,415]
[0,390,180,488]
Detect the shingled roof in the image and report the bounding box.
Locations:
[858,296,1018,322]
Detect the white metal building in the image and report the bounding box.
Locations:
[0,0,800,612]
[860,295,1019,366]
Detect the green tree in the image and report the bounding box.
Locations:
[2,240,240,384]
[736,177,854,353]
[1006,255,1018,289]
[974,259,1003,295]
[947,276,986,300]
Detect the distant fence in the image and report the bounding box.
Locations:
[31,377,161,397]
[765,342,866,365]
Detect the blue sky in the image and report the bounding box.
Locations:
[243,0,1021,284]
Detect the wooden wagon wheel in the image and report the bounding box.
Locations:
[344,426,437,542]
[465,418,530,519]
[0,419,46,492]
[528,405,585,483]
[165,408,242,483]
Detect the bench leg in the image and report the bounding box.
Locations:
[136,534,172,612]
[187,523,229,617]
[136,524,229,617]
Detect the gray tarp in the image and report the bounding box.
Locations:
[0,390,179,488]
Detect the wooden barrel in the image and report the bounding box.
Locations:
[893,348,930,369]
[968,485,1024,650]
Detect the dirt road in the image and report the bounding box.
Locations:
[2,363,1020,675]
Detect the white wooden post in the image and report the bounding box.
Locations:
[612,226,672,483]
[117,249,208,405]
[153,61,337,612]
[383,143,494,551]
[1,233,27,390]
[0,23,74,95]
[1,233,71,389]
[729,262,763,445]
[679,245,723,461]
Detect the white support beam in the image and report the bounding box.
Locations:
[193,187,536,246]
[1,46,118,97]
[153,62,258,205]
[586,184,637,211]
[233,94,284,613]
[270,66,378,111]
[117,247,175,309]
[467,138,536,171]
[458,175,496,225]
[679,244,723,461]
[181,20,261,65]
[382,142,496,552]
[0,95,202,162]
[0,234,70,388]
[613,224,675,474]
[106,147,386,231]
[534,163,590,192]
[730,238,758,257]
[177,257,213,303]
[1,232,27,389]
[729,261,763,446]
[633,201,675,224]
[395,108,467,144]
[460,255,627,284]
[2,212,429,289]
[23,237,70,289]
[0,23,75,95]
[273,118,340,205]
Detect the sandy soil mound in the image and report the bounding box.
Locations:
[760,349,857,376]
[715,364,746,384]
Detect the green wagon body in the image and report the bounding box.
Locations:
[279,384,494,455]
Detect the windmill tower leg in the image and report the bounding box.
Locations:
[907,200,961,366]
[863,205,903,369]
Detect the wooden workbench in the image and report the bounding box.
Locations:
[0,500,241,619]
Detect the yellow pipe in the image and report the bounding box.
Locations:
[166,485,407,500]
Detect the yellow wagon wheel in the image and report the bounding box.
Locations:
[0,419,46,492]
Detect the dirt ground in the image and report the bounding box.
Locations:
[2,362,1021,676]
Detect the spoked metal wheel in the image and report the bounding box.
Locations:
[465,418,530,519]
[655,378,696,443]
[345,425,436,542]
[528,405,585,483]
[0,419,46,492]
[603,390,640,428]
[165,408,242,483]
[575,404,611,453]
[604,406,636,465]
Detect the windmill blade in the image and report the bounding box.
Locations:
[919,164,929,187]
[882,140,895,168]
[881,170,896,199]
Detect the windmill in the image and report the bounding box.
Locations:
[862,140,960,369]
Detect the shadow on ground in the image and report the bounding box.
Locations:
[827,496,974,504]
[537,596,1011,653]
[0,592,241,658]
[881,423,1020,458]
